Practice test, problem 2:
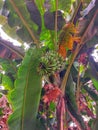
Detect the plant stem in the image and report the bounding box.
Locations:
[40,0,45,13]
[0,37,24,59]
[54,0,58,50]
[71,0,83,23]
[76,66,81,113]
[61,44,80,95]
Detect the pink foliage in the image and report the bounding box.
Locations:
[78,53,88,65]
[0,95,12,130]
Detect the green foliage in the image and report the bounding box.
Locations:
[0,58,17,91]
[49,102,56,112]
[35,0,45,14]
[0,0,4,9]
[58,0,72,13]
[1,0,98,130]
[0,108,3,116]
[92,79,98,91]
[1,0,74,45]
[0,73,2,84]
[2,75,14,90]
[8,48,43,130]
[40,29,55,49]
[0,58,17,76]
[66,73,77,110]
[0,94,2,98]
[0,15,7,25]
[16,26,32,43]
[2,0,38,43]
[83,85,98,101]
[0,1,23,43]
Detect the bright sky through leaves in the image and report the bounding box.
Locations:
[0,25,21,46]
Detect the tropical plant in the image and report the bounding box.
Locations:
[0,0,98,130]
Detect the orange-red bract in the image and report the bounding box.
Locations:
[58,23,80,51]
[43,87,61,103]
[58,45,67,58]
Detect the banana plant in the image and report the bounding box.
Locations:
[0,0,98,130]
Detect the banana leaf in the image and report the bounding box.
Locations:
[8,48,43,130]
[6,0,37,29]
[2,0,38,43]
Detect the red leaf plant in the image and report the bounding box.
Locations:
[0,95,12,130]
[43,84,61,103]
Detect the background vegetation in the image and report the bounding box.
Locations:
[0,0,98,130]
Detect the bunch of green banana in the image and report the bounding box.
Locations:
[38,50,65,76]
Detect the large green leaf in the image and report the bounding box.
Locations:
[8,48,43,130]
